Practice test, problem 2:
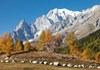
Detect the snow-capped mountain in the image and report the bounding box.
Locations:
[11,20,34,42]
[11,5,100,42]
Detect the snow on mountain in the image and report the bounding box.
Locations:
[33,15,54,36]
[30,24,37,34]
[46,8,81,22]
[11,19,34,42]
[11,5,100,42]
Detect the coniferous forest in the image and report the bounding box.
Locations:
[76,29,100,61]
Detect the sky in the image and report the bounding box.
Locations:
[0,0,100,36]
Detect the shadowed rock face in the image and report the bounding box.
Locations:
[11,5,100,42]
[11,20,34,42]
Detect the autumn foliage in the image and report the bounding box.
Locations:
[45,29,53,45]
[95,52,100,62]
[36,30,46,51]
[24,40,31,51]
[66,32,79,56]
[15,39,24,51]
[36,29,54,51]
[55,32,61,47]
[82,48,95,60]
[0,33,14,56]
[0,29,99,63]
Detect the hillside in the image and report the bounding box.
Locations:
[70,28,100,62]
[76,28,100,52]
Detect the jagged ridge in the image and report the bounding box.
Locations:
[11,5,100,42]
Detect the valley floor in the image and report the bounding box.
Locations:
[0,51,99,70]
[0,63,98,70]
[10,51,97,65]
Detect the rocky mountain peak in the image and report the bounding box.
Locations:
[11,5,100,42]
[14,19,28,31]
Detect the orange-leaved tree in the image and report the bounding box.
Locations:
[0,33,14,56]
[45,29,53,46]
[82,48,95,60]
[55,32,61,47]
[44,29,55,52]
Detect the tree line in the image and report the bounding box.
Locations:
[75,29,100,62]
[66,29,100,62]
[0,29,62,56]
[0,28,99,62]
[0,33,32,57]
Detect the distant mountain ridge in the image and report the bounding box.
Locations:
[11,5,100,42]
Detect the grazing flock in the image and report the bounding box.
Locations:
[0,57,100,69]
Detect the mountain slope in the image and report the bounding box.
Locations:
[70,6,100,39]
[11,5,100,42]
[76,28,100,53]
[11,20,34,42]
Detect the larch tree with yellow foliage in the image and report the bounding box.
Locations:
[15,39,24,51]
[0,33,14,56]
[66,32,79,56]
[36,30,45,51]
[82,48,94,60]
[6,36,14,56]
[24,40,31,51]
[95,52,100,62]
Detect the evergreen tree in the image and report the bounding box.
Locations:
[76,29,100,53]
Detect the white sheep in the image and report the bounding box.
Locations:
[5,57,9,60]
[44,61,48,65]
[0,60,4,63]
[78,64,85,68]
[53,62,60,66]
[74,65,78,68]
[21,60,25,63]
[67,63,73,67]
[12,60,16,63]
[62,64,66,67]
[5,60,9,63]
[89,65,93,68]
[29,60,32,63]
[97,66,100,69]
[39,61,43,64]
[92,65,96,68]
[49,62,53,65]
[78,65,81,68]
[32,61,38,64]
[81,64,85,68]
